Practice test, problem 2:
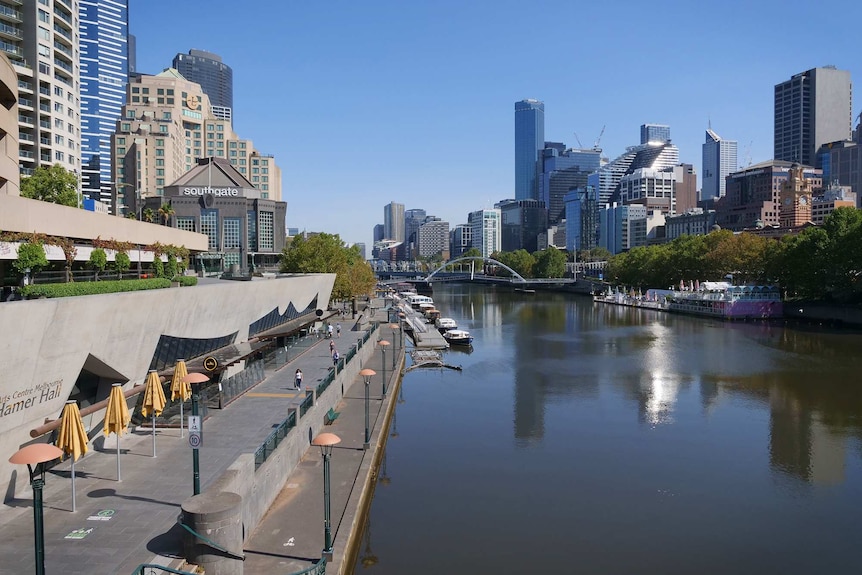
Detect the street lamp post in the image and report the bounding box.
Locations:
[359,369,376,450]
[379,340,390,397]
[9,443,63,575]
[388,324,400,369]
[184,372,210,496]
[312,432,342,561]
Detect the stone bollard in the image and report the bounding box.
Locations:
[182,491,244,575]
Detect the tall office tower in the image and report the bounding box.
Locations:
[112,69,281,214]
[128,33,136,74]
[417,220,450,258]
[701,129,738,202]
[468,208,501,257]
[373,223,385,243]
[383,202,405,242]
[403,208,426,260]
[449,224,472,258]
[540,146,603,225]
[641,123,671,144]
[673,163,698,213]
[774,66,852,167]
[1,0,81,179]
[173,50,233,122]
[80,0,130,209]
[515,99,544,200]
[496,199,547,253]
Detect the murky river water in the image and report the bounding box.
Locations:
[352,284,862,575]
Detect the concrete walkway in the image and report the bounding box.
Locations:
[0,304,403,575]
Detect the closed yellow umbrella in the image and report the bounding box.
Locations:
[103,383,130,481]
[170,359,191,437]
[56,400,88,512]
[142,370,166,457]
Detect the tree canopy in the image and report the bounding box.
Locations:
[280,233,376,301]
[20,164,79,207]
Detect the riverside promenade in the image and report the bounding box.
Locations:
[0,302,404,575]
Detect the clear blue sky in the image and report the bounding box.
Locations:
[132,0,862,250]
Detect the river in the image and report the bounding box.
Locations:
[352,284,862,575]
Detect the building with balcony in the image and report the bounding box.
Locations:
[469,208,501,257]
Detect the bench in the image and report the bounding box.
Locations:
[324,408,341,425]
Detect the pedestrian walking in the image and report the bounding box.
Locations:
[336,323,341,337]
[332,349,340,366]
[327,324,334,339]
[295,369,303,390]
[329,340,335,353]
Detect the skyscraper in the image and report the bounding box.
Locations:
[774,66,852,167]
[1,0,81,180]
[515,99,544,200]
[540,146,603,225]
[469,209,501,257]
[640,124,671,144]
[172,50,234,121]
[383,202,405,242]
[80,0,130,208]
[702,129,738,202]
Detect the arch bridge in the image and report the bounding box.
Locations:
[425,256,528,283]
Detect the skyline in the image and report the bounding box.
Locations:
[131,0,862,250]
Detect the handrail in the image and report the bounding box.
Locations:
[179,521,245,561]
[288,557,327,575]
[130,564,198,575]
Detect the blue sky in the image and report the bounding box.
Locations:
[132,0,862,250]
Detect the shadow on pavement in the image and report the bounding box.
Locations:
[146,521,185,558]
[87,487,181,507]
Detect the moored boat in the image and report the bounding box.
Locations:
[667,282,782,320]
[435,317,458,332]
[443,329,473,346]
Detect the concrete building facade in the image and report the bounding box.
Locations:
[665,208,717,240]
[469,208,501,257]
[417,219,449,259]
[774,66,852,167]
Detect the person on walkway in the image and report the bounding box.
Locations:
[332,349,340,365]
[295,369,303,390]
[329,340,335,353]
[336,323,341,337]
[327,324,334,339]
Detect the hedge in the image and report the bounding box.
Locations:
[175,276,198,287]
[20,278,172,299]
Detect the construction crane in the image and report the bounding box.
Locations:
[573,132,584,149]
[593,125,606,152]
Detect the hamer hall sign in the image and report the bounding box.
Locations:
[182,187,240,197]
[0,379,63,418]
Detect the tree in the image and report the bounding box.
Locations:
[494,249,535,278]
[88,248,107,281]
[114,252,131,276]
[280,233,373,301]
[13,241,49,284]
[20,164,79,207]
[533,247,566,278]
[158,203,175,226]
[142,208,156,223]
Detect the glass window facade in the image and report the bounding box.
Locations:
[223,218,241,249]
[247,210,257,251]
[201,209,219,251]
[258,211,274,251]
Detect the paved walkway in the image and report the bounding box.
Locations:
[0,304,403,575]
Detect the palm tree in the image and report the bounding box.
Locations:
[142,207,155,223]
[158,203,175,226]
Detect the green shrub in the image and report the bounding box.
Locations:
[114,252,131,274]
[166,254,178,279]
[13,242,48,275]
[153,258,164,278]
[89,248,107,279]
[20,278,171,298]
[176,276,198,287]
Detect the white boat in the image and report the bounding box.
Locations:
[435,317,458,332]
[443,329,473,346]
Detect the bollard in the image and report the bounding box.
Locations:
[182,491,244,575]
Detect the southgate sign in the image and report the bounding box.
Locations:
[183,187,240,197]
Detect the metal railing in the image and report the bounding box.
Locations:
[254,410,296,469]
[289,558,327,575]
[130,565,198,575]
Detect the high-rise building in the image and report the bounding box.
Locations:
[172,50,233,122]
[701,129,737,202]
[403,208,426,260]
[672,163,698,213]
[817,124,862,208]
[619,168,676,214]
[641,124,671,144]
[417,220,449,258]
[540,146,603,225]
[80,0,130,208]
[373,223,385,243]
[112,69,281,215]
[515,99,544,200]
[599,203,647,254]
[383,202,405,242]
[564,185,598,252]
[774,66,852,167]
[2,0,81,180]
[468,208,501,257]
[449,224,472,258]
[496,199,547,253]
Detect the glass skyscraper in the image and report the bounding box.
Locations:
[80,0,130,208]
[173,50,234,121]
[702,128,738,201]
[515,99,544,201]
[640,123,671,144]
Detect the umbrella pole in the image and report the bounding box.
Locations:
[152,413,157,457]
[180,402,184,438]
[116,434,121,481]
[71,457,76,512]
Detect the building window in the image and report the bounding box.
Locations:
[247,211,257,251]
[55,151,64,161]
[126,110,135,119]
[160,125,168,133]
[201,210,219,251]
[122,123,130,131]
[132,86,140,93]
[176,217,196,233]
[118,137,125,145]
[163,111,172,120]
[117,147,126,155]
[259,211,274,251]
[156,159,164,166]
[223,218,241,249]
